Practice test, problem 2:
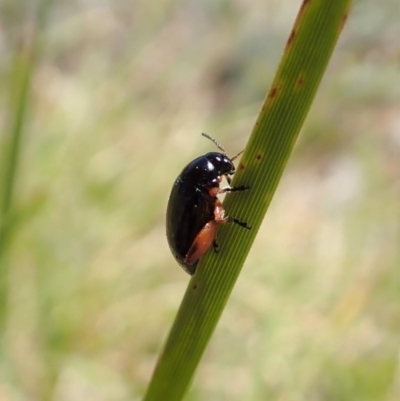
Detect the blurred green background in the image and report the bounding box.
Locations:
[0,0,398,400]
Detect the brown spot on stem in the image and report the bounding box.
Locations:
[193,284,198,290]
[256,154,262,161]
[285,29,296,51]
[299,0,310,16]
[238,163,245,171]
[263,82,283,111]
[340,12,348,32]
[292,0,311,33]
[295,73,306,89]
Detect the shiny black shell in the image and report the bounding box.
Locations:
[166,152,235,274]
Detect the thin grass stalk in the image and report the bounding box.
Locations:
[144,0,353,400]
[0,0,53,332]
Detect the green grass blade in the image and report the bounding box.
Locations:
[0,0,53,330]
[145,1,353,399]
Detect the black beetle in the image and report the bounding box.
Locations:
[166,133,250,275]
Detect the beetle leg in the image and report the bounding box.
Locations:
[213,239,219,253]
[224,216,251,229]
[214,198,251,229]
[221,185,249,192]
[184,220,218,266]
[209,185,249,197]
[214,198,226,219]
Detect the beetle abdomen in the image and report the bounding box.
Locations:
[166,177,214,274]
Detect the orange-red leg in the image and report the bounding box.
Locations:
[184,220,218,265]
[213,198,251,229]
[184,185,250,265]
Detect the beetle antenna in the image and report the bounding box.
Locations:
[201,133,226,154]
[230,150,244,161]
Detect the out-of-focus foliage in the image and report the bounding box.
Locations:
[0,1,398,401]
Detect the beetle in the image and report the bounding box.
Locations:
[166,133,250,275]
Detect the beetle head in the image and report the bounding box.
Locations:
[201,133,243,180]
[205,152,235,180]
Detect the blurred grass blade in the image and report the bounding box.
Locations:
[144,0,352,399]
[0,0,53,330]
